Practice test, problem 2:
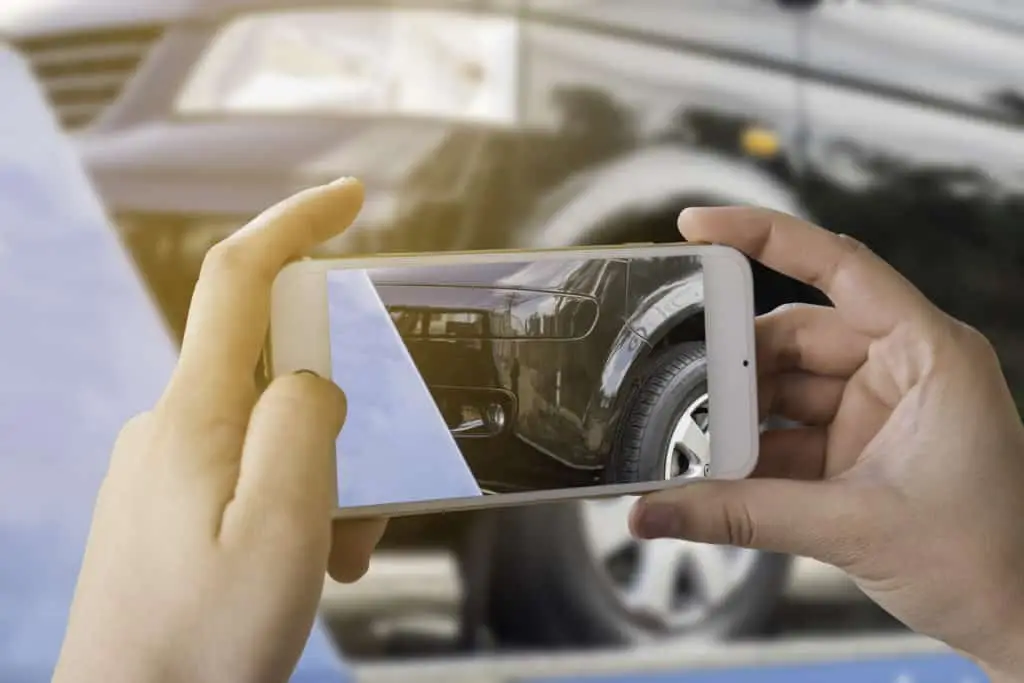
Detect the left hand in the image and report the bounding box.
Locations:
[53,178,387,683]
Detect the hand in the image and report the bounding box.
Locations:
[630,208,1024,680]
[53,178,387,683]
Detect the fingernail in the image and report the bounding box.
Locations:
[294,369,321,378]
[630,502,680,539]
[677,207,703,223]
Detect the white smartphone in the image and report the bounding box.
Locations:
[269,243,759,519]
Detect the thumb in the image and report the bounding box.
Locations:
[630,479,867,565]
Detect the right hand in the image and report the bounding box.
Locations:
[630,207,1024,680]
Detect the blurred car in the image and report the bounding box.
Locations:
[369,255,707,493]
[5,0,1024,649]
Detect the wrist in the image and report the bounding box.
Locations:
[52,641,172,683]
[969,630,1024,683]
[980,661,1024,683]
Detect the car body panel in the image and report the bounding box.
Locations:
[624,257,705,344]
[359,254,706,479]
[797,0,1024,400]
[367,259,633,477]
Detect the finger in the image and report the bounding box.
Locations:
[328,518,389,584]
[762,372,846,425]
[757,304,870,377]
[679,207,934,338]
[221,372,347,544]
[823,371,895,477]
[630,478,869,564]
[163,178,365,422]
[752,427,828,480]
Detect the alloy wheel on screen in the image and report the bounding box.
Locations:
[667,393,710,478]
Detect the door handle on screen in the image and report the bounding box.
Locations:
[449,402,508,437]
[452,418,488,435]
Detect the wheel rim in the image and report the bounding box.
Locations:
[580,392,760,631]
[665,392,710,478]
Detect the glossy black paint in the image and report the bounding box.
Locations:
[797,2,1024,398]
[364,255,704,492]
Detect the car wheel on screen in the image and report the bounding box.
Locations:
[605,341,710,485]
[486,342,790,647]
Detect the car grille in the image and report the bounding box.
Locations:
[14,25,165,131]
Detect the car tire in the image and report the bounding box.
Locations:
[486,342,790,647]
[606,341,709,484]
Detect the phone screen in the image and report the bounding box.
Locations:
[327,254,709,511]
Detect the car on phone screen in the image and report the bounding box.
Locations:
[368,255,708,493]
[6,0,1024,651]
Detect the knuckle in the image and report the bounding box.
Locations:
[268,374,346,422]
[268,374,322,408]
[719,500,757,548]
[269,372,317,399]
[816,232,864,291]
[201,238,273,282]
[912,316,1000,379]
[773,301,811,317]
[952,319,996,357]
[117,411,154,441]
[202,238,245,272]
[836,233,870,253]
[108,412,156,469]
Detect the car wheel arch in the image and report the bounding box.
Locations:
[511,145,808,250]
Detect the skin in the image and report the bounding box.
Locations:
[52,178,387,683]
[631,207,1024,682]
[51,184,1024,682]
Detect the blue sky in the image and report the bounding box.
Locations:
[327,269,482,510]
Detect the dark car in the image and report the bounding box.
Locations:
[7,0,1024,649]
[367,254,708,493]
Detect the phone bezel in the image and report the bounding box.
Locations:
[269,243,759,519]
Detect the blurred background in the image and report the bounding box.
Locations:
[2,0,1022,679]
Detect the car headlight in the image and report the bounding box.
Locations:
[176,8,521,125]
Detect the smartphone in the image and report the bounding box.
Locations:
[269,243,758,519]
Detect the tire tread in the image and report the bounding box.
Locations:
[608,342,706,483]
